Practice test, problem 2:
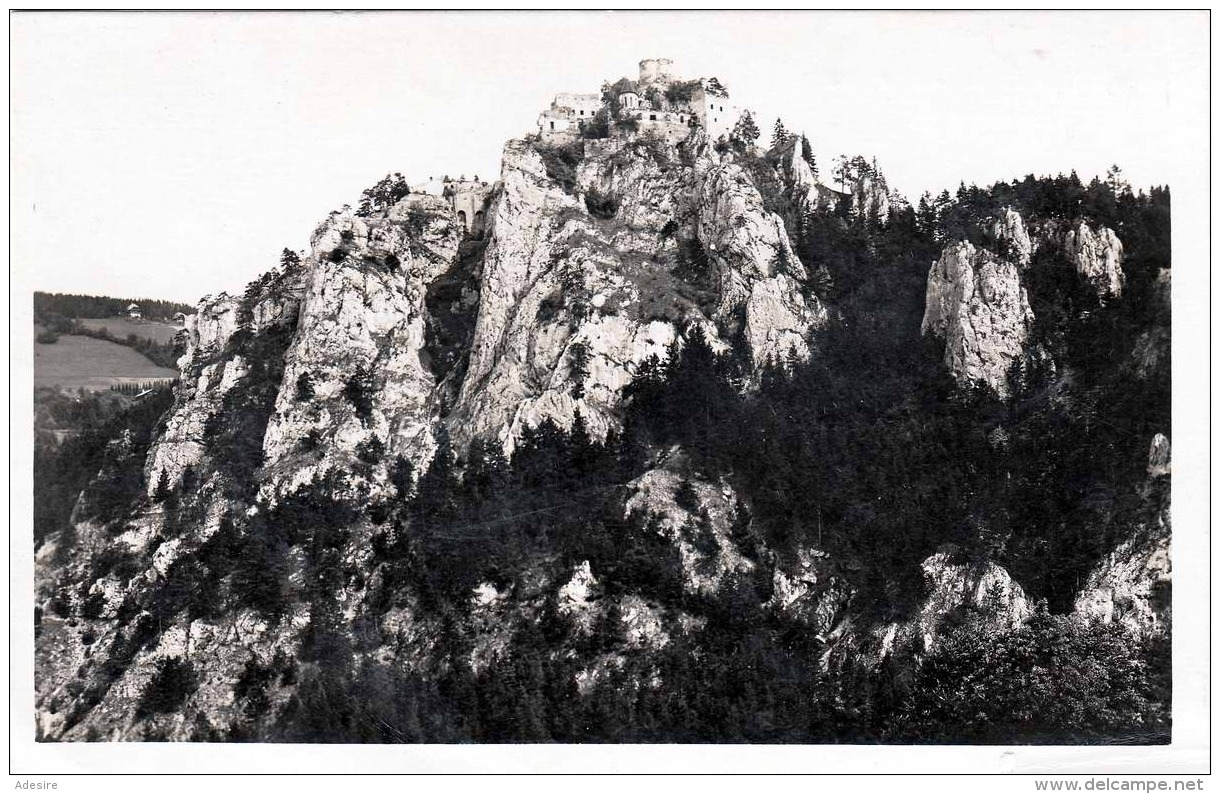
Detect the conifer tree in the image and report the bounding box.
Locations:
[730,111,760,149]
[153,469,172,503]
[771,118,790,151]
[280,248,301,271]
[800,134,817,176]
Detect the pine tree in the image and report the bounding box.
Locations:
[390,454,415,499]
[568,342,590,399]
[295,371,315,402]
[771,118,790,151]
[280,248,301,271]
[800,134,817,176]
[153,469,172,503]
[730,111,760,148]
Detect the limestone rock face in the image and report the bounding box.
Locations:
[921,208,1135,396]
[693,157,825,367]
[1132,269,1171,379]
[765,547,853,637]
[260,200,462,501]
[1064,220,1124,298]
[623,453,754,596]
[830,547,1030,667]
[448,138,682,452]
[921,238,1034,397]
[143,282,302,498]
[1147,433,1171,477]
[995,207,1033,265]
[908,549,1031,645]
[1074,523,1170,640]
[451,133,825,453]
[850,172,890,221]
[1074,433,1171,639]
[776,140,821,218]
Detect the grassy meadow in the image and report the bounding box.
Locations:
[34,334,178,391]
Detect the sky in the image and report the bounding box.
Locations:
[11,10,1209,305]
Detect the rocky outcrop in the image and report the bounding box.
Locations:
[776,139,820,219]
[828,547,1031,667]
[448,138,685,452]
[1074,523,1170,640]
[259,199,462,500]
[142,294,243,496]
[1064,220,1124,298]
[921,236,1034,397]
[623,452,754,595]
[451,132,825,453]
[1075,434,1171,639]
[922,208,1136,396]
[1132,269,1171,379]
[692,157,826,367]
[849,171,890,221]
[765,546,853,637]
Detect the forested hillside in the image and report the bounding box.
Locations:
[33,120,1171,745]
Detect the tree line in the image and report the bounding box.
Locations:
[35,291,194,321]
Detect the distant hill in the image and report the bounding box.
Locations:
[34,291,195,322]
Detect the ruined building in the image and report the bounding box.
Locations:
[537,57,742,144]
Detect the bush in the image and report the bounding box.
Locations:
[295,372,315,402]
[584,189,619,220]
[343,366,375,425]
[890,611,1163,743]
[581,109,611,140]
[137,657,195,717]
[664,80,701,105]
[615,115,639,134]
[355,435,385,465]
[356,172,410,217]
[36,329,59,344]
[538,140,585,194]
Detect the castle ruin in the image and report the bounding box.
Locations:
[401,59,746,237]
[537,58,742,145]
[409,175,495,238]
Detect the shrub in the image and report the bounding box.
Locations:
[704,77,729,98]
[674,479,700,513]
[295,372,315,402]
[584,189,619,220]
[664,80,701,105]
[36,330,59,344]
[615,115,639,134]
[536,293,564,325]
[301,428,323,452]
[568,341,590,399]
[538,140,585,194]
[137,657,196,717]
[674,237,712,285]
[343,366,375,425]
[581,109,611,140]
[356,172,410,217]
[890,611,1162,743]
[355,435,385,465]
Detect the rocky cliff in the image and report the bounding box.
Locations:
[34,113,1172,743]
[921,208,1128,396]
[920,226,1035,398]
[451,132,824,453]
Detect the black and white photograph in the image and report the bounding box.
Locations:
[10,8,1209,781]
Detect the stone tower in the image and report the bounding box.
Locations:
[638,57,674,85]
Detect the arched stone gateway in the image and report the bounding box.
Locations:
[457,210,468,231]
[473,210,485,238]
